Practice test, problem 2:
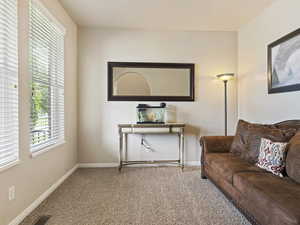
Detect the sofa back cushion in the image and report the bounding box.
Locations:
[286,132,300,183]
[230,120,265,157]
[230,120,296,164]
[242,126,296,164]
[274,120,300,130]
[230,120,273,157]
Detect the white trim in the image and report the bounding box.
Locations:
[8,164,78,225]
[78,163,119,168]
[0,160,21,173]
[31,141,65,158]
[125,164,180,167]
[78,161,201,168]
[185,161,201,166]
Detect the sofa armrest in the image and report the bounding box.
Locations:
[200,136,234,154]
[200,136,234,179]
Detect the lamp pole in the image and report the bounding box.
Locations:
[216,73,234,137]
[224,80,228,136]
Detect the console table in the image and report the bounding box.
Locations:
[118,123,185,171]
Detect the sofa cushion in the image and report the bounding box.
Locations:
[256,138,288,177]
[233,172,300,225]
[244,126,296,164]
[275,120,300,131]
[205,153,265,184]
[230,120,296,164]
[286,132,300,183]
[230,120,264,156]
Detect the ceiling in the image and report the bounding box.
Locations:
[59,0,276,31]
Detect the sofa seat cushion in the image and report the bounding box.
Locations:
[233,172,300,225]
[205,153,265,184]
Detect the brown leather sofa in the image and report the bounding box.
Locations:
[200,120,300,225]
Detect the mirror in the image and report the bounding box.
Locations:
[108,62,194,101]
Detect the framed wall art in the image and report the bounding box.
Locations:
[268,28,300,94]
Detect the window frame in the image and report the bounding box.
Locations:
[0,0,20,172]
[29,0,66,156]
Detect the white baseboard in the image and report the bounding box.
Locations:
[8,164,78,225]
[78,163,119,168]
[185,161,201,166]
[78,161,201,168]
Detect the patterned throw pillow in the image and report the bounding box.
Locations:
[256,138,288,177]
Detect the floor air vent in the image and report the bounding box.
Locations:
[33,215,51,225]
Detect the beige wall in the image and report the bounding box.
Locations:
[78,28,237,164]
[0,0,77,224]
[238,0,300,123]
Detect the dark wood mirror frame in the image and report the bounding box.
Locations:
[107,62,195,101]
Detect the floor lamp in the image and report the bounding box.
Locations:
[216,73,234,136]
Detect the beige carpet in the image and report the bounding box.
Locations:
[20,167,250,225]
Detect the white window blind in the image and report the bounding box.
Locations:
[29,0,65,153]
[0,0,19,168]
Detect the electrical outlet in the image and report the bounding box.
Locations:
[8,186,15,201]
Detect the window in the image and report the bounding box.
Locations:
[29,0,65,154]
[0,0,19,169]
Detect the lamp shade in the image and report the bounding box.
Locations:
[216,73,234,81]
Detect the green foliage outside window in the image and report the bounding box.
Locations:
[31,82,50,127]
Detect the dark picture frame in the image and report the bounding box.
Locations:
[107,62,195,101]
[268,28,300,94]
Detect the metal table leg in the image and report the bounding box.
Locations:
[124,133,128,163]
[178,133,181,169]
[180,128,185,170]
[118,128,123,172]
